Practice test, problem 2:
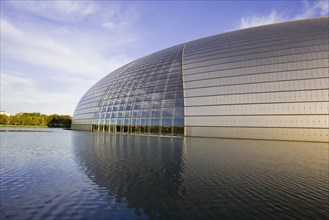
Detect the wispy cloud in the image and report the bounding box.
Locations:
[1,19,128,78]
[239,0,328,29]
[9,1,97,23]
[1,1,141,115]
[1,72,81,115]
[240,10,282,29]
[296,0,329,19]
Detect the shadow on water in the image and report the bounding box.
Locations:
[73,133,185,219]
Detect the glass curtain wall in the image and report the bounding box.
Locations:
[91,44,185,136]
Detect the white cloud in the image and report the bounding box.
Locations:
[1,19,129,78]
[1,2,141,115]
[240,10,282,29]
[9,1,97,23]
[102,22,116,29]
[1,72,79,115]
[296,0,329,19]
[100,3,140,31]
[239,0,329,29]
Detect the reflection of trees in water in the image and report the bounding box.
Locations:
[73,133,185,219]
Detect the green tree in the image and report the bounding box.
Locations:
[0,112,72,127]
[0,115,10,125]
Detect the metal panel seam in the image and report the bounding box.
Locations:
[182,43,187,136]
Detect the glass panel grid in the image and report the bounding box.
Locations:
[88,44,185,136]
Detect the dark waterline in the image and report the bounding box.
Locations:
[0,128,328,219]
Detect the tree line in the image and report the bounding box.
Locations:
[0,112,72,127]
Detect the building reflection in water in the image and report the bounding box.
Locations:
[73,132,328,219]
[73,132,185,218]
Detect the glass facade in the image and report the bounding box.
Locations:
[72,17,329,142]
[72,44,185,136]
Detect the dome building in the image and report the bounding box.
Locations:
[72,17,329,142]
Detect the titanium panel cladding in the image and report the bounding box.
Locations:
[72,17,329,142]
[183,17,329,142]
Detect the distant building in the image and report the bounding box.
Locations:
[72,17,329,142]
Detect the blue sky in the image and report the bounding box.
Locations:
[1,0,328,115]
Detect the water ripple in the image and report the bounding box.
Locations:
[1,130,328,219]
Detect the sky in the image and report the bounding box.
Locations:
[1,0,328,116]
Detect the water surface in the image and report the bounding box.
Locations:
[0,128,328,219]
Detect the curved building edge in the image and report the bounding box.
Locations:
[72,17,329,142]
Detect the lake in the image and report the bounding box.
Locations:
[0,127,328,219]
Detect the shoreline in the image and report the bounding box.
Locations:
[0,125,70,128]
